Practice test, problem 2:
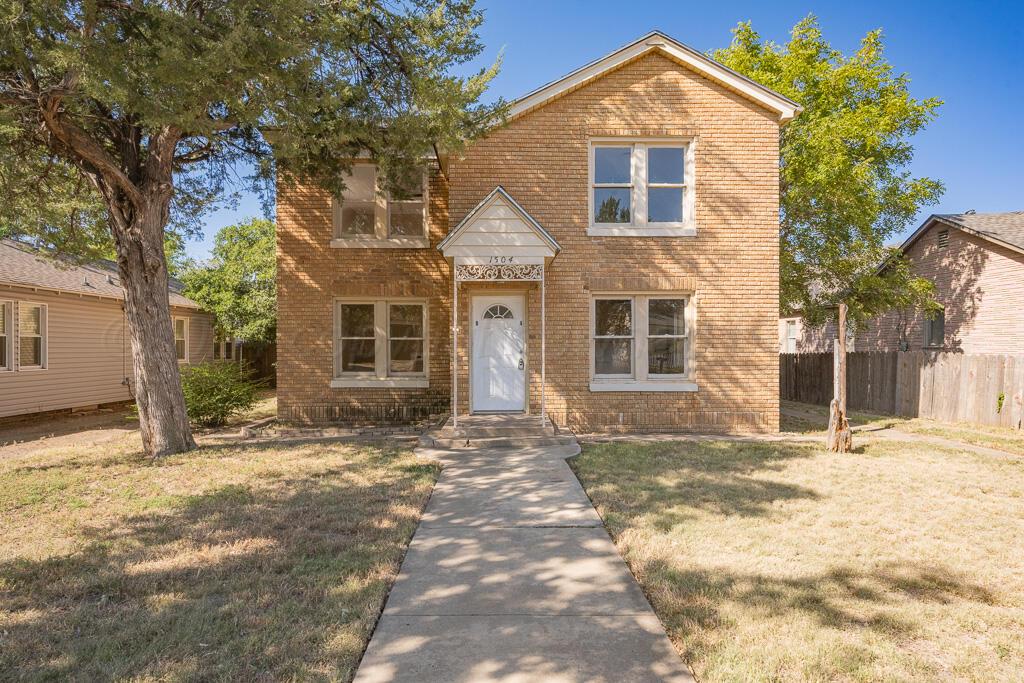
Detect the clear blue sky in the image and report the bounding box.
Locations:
[186,0,1024,259]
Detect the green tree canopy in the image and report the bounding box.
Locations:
[713,17,944,327]
[0,0,500,456]
[182,219,276,343]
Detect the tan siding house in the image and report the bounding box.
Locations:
[277,32,800,433]
[781,212,1024,355]
[0,240,214,419]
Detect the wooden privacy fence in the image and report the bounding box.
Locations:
[780,351,1024,429]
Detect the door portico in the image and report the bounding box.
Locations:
[438,186,560,428]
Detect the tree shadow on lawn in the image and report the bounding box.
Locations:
[0,447,437,681]
[645,559,998,674]
[574,440,822,528]
[574,438,1003,678]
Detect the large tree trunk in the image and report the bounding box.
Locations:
[111,193,196,457]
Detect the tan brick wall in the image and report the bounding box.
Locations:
[789,223,1024,355]
[278,52,782,432]
[276,166,453,424]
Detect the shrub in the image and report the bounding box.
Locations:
[180,361,263,427]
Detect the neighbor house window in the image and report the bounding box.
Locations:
[333,299,428,387]
[18,303,46,369]
[591,294,695,391]
[333,164,427,245]
[173,317,188,363]
[924,308,945,348]
[590,140,694,236]
[0,301,11,371]
[214,336,235,361]
[785,320,798,353]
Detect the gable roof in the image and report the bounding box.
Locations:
[438,186,561,257]
[900,211,1024,257]
[507,31,802,123]
[0,239,199,308]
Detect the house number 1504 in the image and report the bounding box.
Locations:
[488,256,515,264]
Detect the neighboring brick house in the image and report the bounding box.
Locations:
[0,239,214,419]
[780,211,1024,354]
[277,31,801,433]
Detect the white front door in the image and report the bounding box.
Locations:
[472,295,526,412]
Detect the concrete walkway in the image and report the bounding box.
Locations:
[354,443,693,683]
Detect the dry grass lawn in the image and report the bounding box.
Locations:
[783,399,1024,456]
[0,429,437,681]
[572,437,1024,682]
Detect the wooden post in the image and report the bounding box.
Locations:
[827,303,853,452]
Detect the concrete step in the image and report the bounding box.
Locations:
[420,434,578,450]
[438,424,559,438]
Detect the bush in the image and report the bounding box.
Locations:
[180,361,263,427]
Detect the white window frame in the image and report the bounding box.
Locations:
[331,163,429,249]
[588,138,696,237]
[0,300,12,371]
[590,293,697,392]
[17,302,48,371]
[332,298,429,388]
[785,319,798,354]
[173,316,189,364]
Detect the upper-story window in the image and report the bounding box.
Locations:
[332,163,428,248]
[589,140,695,237]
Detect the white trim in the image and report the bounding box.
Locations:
[332,164,430,248]
[588,139,696,237]
[590,380,698,392]
[172,316,189,364]
[16,301,48,370]
[0,300,12,372]
[333,297,429,385]
[331,377,429,389]
[590,292,696,391]
[507,31,801,123]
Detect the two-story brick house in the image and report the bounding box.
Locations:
[277,31,800,433]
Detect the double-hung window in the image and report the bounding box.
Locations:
[18,303,47,370]
[785,320,798,353]
[332,164,428,247]
[333,299,428,388]
[0,301,11,371]
[590,140,695,236]
[591,294,695,392]
[173,317,188,363]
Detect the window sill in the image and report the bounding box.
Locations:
[330,237,429,249]
[587,225,697,238]
[589,380,697,392]
[331,377,429,389]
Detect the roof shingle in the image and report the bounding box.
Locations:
[0,239,198,308]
